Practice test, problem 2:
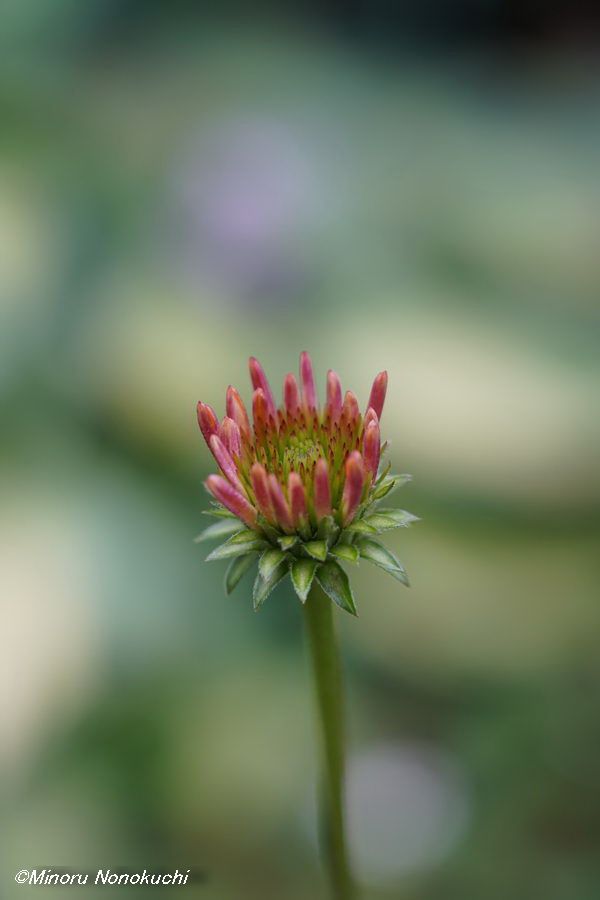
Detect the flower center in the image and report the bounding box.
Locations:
[283,437,322,472]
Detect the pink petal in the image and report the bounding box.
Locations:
[313,458,332,520]
[326,370,343,423]
[288,472,307,526]
[267,475,294,533]
[205,475,257,528]
[226,386,251,439]
[218,417,241,458]
[342,390,360,424]
[363,407,379,430]
[209,434,243,490]
[252,388,269,433]
[363,420,381,480]
[283,373,300,416]
[341,451,365,525]
[196,402,219,445]
[300,351,317,411]
[249,357,276,418]
[251,463,275,522]
[367,371,388,420]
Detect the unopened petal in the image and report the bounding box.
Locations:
[341,450,365,525]
[209,434,243,489]
[367,371,388,420]
[205,475,257,528]
[251,463,275,522]
[283,373,300,416]
[249,357,276,418]
[226,386,251,439]
[267,474,294,533]
[314,458,332,521]
[300,351,317,411]
[288,472,307,526]
[197,402,219,445]
[363,420,381,480]
[326,370,343,423]
[219,417,241,458]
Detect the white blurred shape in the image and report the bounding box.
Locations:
[347,741,470,884]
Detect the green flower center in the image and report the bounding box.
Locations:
[283,437,322,472]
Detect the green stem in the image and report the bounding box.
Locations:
[304,582,355,900]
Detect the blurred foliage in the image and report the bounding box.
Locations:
[1,3,599,899]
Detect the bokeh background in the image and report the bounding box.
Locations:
[2,3,600,898]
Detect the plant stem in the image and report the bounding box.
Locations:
[304,582,355,900]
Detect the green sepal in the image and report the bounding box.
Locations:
[330,544,359,564]
[304,540,328,561]
[259,548,287,580]
[316,560,357,616]
[259,521,280,544]
[278,535,298,551]
[206,531,267,561]
[345,519,377,535]
[355,537,410,586]
[224,553,257,594]
[371,473,411,501]
[202,505,237,519]
[317,516,340,545]
[253,559,289,610]
[290,558,319,603]
[194,519,244,543]
[373,508,420,526]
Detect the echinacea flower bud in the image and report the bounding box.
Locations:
[205,475,257,528]
[367,371,388,420]
[197,402,219,445]
[341,451,364,525]
[197,352,417,613]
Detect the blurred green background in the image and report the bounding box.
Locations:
[1,3,599,899]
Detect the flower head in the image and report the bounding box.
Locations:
[196,352,417,613]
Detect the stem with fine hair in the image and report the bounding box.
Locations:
[304,581,355,900]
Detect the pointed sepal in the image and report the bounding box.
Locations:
[355,537,410,586]
[291,558,319,603]
[316,560,357,616]
[224,553,257,594]
[206,530,267,561]
[253,558,289,610]
[194,519,244,543]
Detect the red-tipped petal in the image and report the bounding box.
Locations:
[341,451,365,525]
[267,475,294,533]
[249,357,276,418]
[326,370,343,423]
[252,388,269,432]
[209,435,243,489]
[226,386,251,439]
[363,407,379,430]
[283,373,300,416]
[363,420,381,480]
[300,351,317,411]
[367,371,388,420]
[205,475,257,528]
[197,402,219,445]
[314,458,332,521]
[219,417,241,458]
[288,472,307,527]
[342,390,360,424]
[251,463,275,522]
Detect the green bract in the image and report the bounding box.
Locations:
[197,469,418,615]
